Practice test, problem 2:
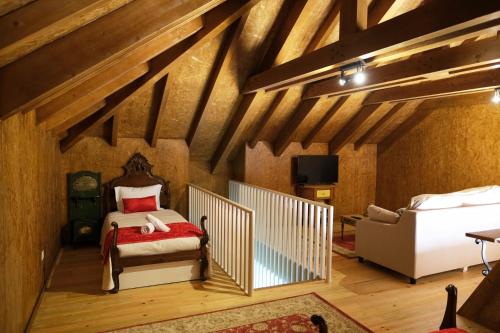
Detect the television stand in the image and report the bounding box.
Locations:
[295,184,335,205]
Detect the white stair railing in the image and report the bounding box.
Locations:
[229,180,333,288]
[188,184,255,295]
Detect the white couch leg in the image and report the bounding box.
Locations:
[462,266,468,272]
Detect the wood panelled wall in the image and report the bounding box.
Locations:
[377,102,500,211]
[0,112,62,333]
[61,137,231,219]
[241,142,377,219]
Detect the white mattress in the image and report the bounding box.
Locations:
[100,209,201,258]
[100,209,202,290]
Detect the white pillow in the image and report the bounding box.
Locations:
[367,205,399,224]
[461,185,500,206]
[114,184,162,212]
[408,193,463,210]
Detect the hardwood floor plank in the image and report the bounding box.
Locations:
[29,244,496,333]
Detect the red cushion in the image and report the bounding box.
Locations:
[122,195,158,213]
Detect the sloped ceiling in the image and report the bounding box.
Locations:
[1,0,498,173]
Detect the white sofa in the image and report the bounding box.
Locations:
[356,189,500,282]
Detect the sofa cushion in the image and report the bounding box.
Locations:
[408,185,500,210]
[408,193,463,210]
[367,205,399,223]
[460,185,500,206]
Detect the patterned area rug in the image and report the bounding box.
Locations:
[333,234,357,258]
[109,293,372,333]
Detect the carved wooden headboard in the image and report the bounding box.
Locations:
[104,153,170,215]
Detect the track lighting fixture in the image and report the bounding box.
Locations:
[338,61,367,87]
[338,71,347,86]
[492,88,500,104]
[353,66,366,85]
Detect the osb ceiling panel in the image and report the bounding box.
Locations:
[159,34,224,139]
[292,96,338,142]
[227,90,277,161]
[260,86,303,143]
[119,83,157,138]
[314,91,368,142]
[369,99,423,143]
[349,101,394,143]
[189,0,284,159]
[273,0,335,65]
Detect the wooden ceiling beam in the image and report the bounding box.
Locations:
[60,80,141,153]
[242,0,500,93]
[186,19,244,147]
[273,98,320,156]
[304,37,500,99]
[328,102,382,154]
[210,0,308,173]
[110,111,120,147]
[0,0,223,120]
[38,63,149,131]
[101,0,261,133]
[302,95,349,149]
[353,102,404,150]
[304,1,341,54]
[248,90,287,149]
[364,67,500,104]
[377,105,434,155]
[0,0,35,16]
[148,75,172,148]
[367,0,396,27]
[339,0,367,38]
[0,0,133,67]
[51,101,105,136]
[248,0,344,150]
[271,0,394,155]
[31,19,201,121]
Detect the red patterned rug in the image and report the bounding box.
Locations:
[333,234,356,258]
[108,293,372,332]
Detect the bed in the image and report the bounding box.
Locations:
[100,153,209,293]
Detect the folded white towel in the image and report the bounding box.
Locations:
[146,214,170,232]
[140,222,155,235]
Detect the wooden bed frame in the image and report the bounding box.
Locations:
[104,153,209,294]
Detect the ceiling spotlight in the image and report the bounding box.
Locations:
[492,88,500,104]
[338,71,347,86]
[353,65,366,85]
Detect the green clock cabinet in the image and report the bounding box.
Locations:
[67,171,102,245]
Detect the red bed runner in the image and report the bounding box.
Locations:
[102,222,204,264]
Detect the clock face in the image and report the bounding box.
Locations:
[73,176,98,192]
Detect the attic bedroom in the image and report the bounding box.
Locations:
[0,0,499,332]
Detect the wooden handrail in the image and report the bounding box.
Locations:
[229,180,333,209]
[188,183,254,212]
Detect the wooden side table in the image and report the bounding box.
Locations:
[458,228,500,331]
[465,228,500,276]
[340,214,364,239]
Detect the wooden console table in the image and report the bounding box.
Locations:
[465,228,500,276]
[295,184,335,205]
[457,228,500,331]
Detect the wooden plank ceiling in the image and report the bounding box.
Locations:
[0,0,498,172]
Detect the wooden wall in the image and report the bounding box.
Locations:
[242,141,377,219]
[377,102,500,211]
[0,111,62,333]
[61,137,231,219]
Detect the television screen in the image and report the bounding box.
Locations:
[292,155,339,185]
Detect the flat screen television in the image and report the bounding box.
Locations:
[292,155,339,185]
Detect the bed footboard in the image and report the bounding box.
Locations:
[199,216,209,281]
[108,217,210,294]
[110,222,123,294]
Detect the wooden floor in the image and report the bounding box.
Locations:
[30,231,496,333]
